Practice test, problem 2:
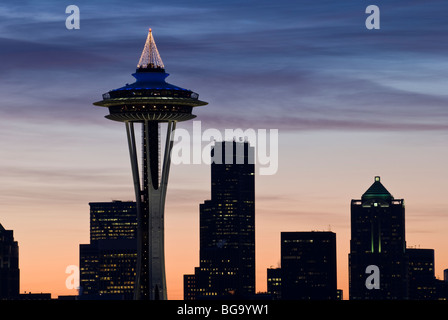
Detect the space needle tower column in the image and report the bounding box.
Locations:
[93,29,208,300]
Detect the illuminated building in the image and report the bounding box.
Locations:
[185,141,255,299]
[79,201,137,299]
[281,231,337,300]
[93,29,207,300]
[0,223,19,300]
[349,176,409,300]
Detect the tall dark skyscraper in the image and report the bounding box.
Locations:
[185,141,255,299]
[0,223,19,300]
[281,231,337,300]
[94,29,207,300]
[349,176,408,300]
[79,201,137,299]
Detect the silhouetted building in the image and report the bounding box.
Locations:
[267,268,281,299]
[79,201,137,299]
[185,141,255,299]
[432,267,448,300]
[0,223,19,300]
[407,248,437,300]
[281,231,337,300]
[439,269,448,299]
[57,295,78,300]
[349,177,408,300]
[435,278,448,300]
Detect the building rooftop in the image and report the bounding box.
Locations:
[361,176,394,200]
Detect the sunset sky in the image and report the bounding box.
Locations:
[1,0,448,299]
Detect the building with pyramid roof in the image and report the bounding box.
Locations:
[349,177,409,300]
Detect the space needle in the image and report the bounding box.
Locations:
[93,29,208,300]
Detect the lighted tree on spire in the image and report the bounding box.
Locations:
[137,28,165,71]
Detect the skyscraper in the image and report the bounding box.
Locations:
[93,29,207,300]
[281,231,337,300]
[349,176,408,300]
[185,141,255,299]
[79,201,137,299]
[0,223,19,300]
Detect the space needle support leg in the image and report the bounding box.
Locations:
[154,120,176,300]
[160,121,176,206]
[126,121,143,300]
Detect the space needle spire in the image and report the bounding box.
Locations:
[137,28,165,70]
[93,28,208,300]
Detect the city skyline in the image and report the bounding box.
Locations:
[1,0,448,300]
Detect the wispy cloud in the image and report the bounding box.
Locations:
[1,0,447,132]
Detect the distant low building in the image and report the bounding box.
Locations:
[266,268,281,300]
[18,292,51,300]
[281,231,337,300]
[407,248,437,300]
[183,274,197,301]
